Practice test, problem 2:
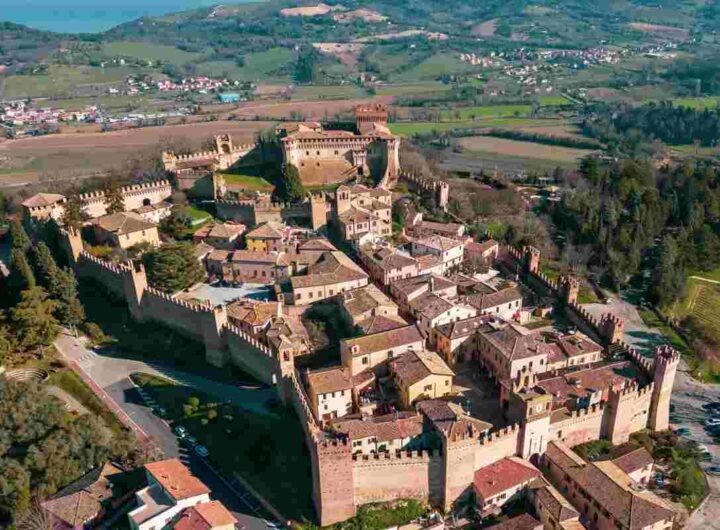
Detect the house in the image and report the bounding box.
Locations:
[263,312,312,357]
[358,243,420,286]
[390,349,455,408]
[245,221,286,251]
[21,192,66,221]
[473,457,542,515]
[544,332,603,371]
[306,366,356,422]
[390,274,458,313]
[335,184,393,241]
[465,239,499,267]
[171,501,237,530]
[530,481,583,530]
[226,299,278,336]
[611,447,655,485]
[133,201,173,224]
[339,284,406,334]
[465,285,523,320]
[289,252,369,305]
[128,459,212,530]
[432,315,492,365]
[41,462,129,530]
[340,324,424,376]
[476,324,552,380]
[411,235,464,273]
[90,212,160,250]
[408,292,477,338]
[329,412,424,455]
[417,399,492,439]
[193,222,246,249]
[543,442,676,530]
[406,218,466,240]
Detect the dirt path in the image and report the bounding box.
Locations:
[691,276,720,285]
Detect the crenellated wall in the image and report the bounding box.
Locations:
[548,404,605,447]
[397,172,450,210]
[79,179,172,218]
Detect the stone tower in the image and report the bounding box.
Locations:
[336,186,352,216]
[309,193,328,230]
[649,345,680,432]
[442,427,480,511]
[61,227,84,264]
[215,134,233,155]
[438,181,450,211]
[312,439,355,526]
[559,275,580,305]
[523,246,540,275]
[600,313,625,346]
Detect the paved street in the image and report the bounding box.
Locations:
[54,331,281,529]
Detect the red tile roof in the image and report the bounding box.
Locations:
[474,457,541,500]
[145,459,210,501]
[612,448,654,475]
[485,514,542,530]
[172,501,237,530]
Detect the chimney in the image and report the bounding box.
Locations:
[276,301,282,318]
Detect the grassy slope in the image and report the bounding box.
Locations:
[102,41,205,64]
[2,65,140,98]
[197,47,294,82]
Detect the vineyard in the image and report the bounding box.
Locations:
[683,277,720,342]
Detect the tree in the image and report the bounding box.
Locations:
[9,219,31,253]
[294,46,318,83]
[0,316,16,364]
[650,237,686,307]
[143,243,205,293]
[61,196,86,230]
[7,249,36,298]
[275,163,306,203]
[104,184,125,214]
[32,242,85,327]
[10,288,59,350]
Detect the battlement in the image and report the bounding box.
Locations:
[352,449,439,462]
[559,275,580,288]
[611,379,654,399]
[224,324,274,357]
[656,344,681,365]
[165,145,255,161]
[601,313,624,325]
[78,251,131,274]
[567,402,605,419]
[77,179,171,203]
[144,286,214,313]
[621,344,656,375]
[479,423,520,445]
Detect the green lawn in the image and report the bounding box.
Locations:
[388,121,478,135]
[440,104,532,121]
[2,65,140,98]
[375,83,454,97]
[102,41,205,65]
[177,204,213,225]
[394,52,476,82]
[221,173,275,191]
[672,97,720,110]
[291,85,367,99]
[538,95,572,106]
[131,372,314,521]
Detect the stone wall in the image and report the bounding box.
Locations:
[548,404,605,448]
[80,179,172,218]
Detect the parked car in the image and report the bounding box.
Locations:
[706,465,720,474]
[674,427,690,436]
[703,402,720,411]
[184,436,198,447]
[705,418,720,427]
[195,445,209,457]
[174,425,188,438]
[153,406,167,418]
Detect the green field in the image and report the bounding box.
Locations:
[440,104,532,121]
[394,52,476,82]
[1,65,140,98]
[672,97,720,109]
[674,276,720,340]
[388,117,549,136]
[102,41,205,65]
[375,82,455,97]
[291,84,367,99]
[197,47,294,82]
[221,172,275,191]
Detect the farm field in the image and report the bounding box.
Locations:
[458,135,596,162]
[671,97,720,109]
[196,47,295,82]
[375,82,455,97]
[221,173,274,192]
[0,120,275,187]
[394,53,476,82]
[672,276,720,344]
[102,41,205,65]
[1,65,145,99]
[388,117,552,136]
[224,96,391,119]
[440,104,532,121]
[290,85,368,99]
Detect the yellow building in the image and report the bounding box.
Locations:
[390,349,455,408]
[245,221,285,252]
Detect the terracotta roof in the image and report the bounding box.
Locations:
[207,249,232,262]
[409,292,454,320]
[612,448,654,475]
[298,238,337,252]
[342,325,423,357]
[194,222,245,240]
[331,412,423,442]
[194,242,215,259]
[392,349,454,386]
[414,235,464,252]
[417,220,464,235]
[392,274,456,298]
[246,222,284,240]
[533,483,579,522]
[307,366,354,395]
[22,192,65,208]
[435,315,492,340]
[145,459,210,501]
[361,245,418,271]
[417,254,443,271]
[172,501,237,530]
[339,206,378,224]
[341,284,396,318]
[466,286,522,311]
[417,400,492,439]
[134,201,172,214]
[485,514,542,530]
[91,212,156,235]
[545,442,675,530]
[358,314,408,334]
[41,462,123,527]
[482,325,552,361]
[230,249,286,265]
[226,300,278,328]
[290,251,368,288]
[474,457,541,500]
[466,239,499,255]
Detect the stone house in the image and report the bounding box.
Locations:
[329,412,424,455]
[90,212,160,250]
[408,291,477,338]
[411,235,464,274]
[390,274,458,314]
[289,252,369,305]
[358,243,420,286]
[193,222,246,250]
[473,457,542,515]
[340,324,424,376]
[465,285,523,321]
[611,448,655,486]
[306,366,356,423]
[21,193,66,222]
[338,284,406,334]
[245,221,286,252]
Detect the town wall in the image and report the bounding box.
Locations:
[79,179,172,218]
[548,404,605,448]
[474,424,520,470]
[225,325,278,385]
[397,172,449,210]
[352,450,444,506]
[604,383,654,444]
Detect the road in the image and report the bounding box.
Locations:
[54,332,281,530]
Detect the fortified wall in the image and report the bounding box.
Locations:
[80,179,172,218]
[162,135,255,173]
[397,172,450,211]
[215,194,329,230]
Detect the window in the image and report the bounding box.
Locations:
[309,292,314,299]
[324,404,328,411]
[424,384,432,392]
[297,293,302,299]
[331,392,335,397]
[446,379,450,386]
[362,357,368,365]
[387,351,394,359]
[142,230,146,236]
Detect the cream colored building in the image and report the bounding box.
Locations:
[21,193,66,222]
[358,243,420,286]
[306,366,355,423]
[329,412,423,455]
[390,349,455,408]
[409,292,477,338]
[90,212,160,250]
[411,235,464,274]
[289,251,369,305]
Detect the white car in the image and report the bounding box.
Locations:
[195,445,209,457]
[174,425,188,438]
[706,418,720,427]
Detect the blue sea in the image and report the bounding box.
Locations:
[0,0,245,33]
